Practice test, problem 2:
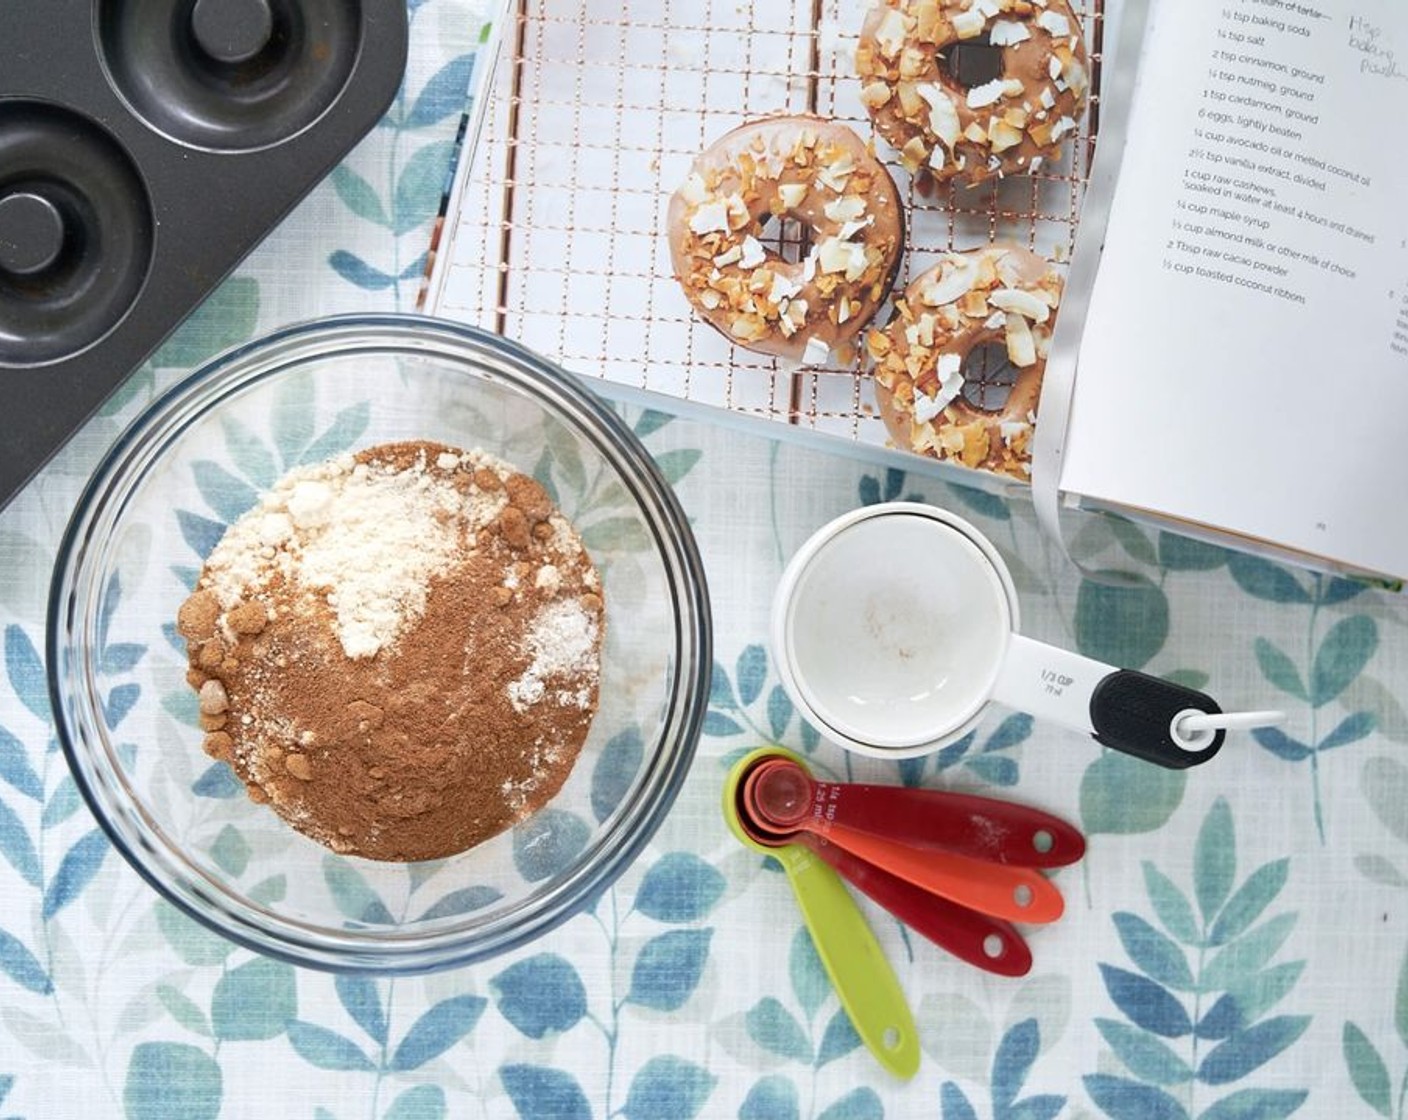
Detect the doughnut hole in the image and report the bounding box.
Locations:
[756,213,809,266]
[943,35,1005,90]
[959,341,1018,413]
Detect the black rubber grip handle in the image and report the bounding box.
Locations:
[1089,671,1224,769]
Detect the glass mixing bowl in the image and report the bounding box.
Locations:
[48,314,711,973]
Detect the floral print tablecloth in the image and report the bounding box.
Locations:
[4,4,1408,1119]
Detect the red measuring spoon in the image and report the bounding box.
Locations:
[742,762,1064,925]
[749,758,1085,868]
[732,761,1032,975]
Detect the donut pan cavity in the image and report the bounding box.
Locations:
[0,0,408,507]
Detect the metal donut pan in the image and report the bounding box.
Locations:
[0,0,409,508]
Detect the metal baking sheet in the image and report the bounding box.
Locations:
[0,0,410,508]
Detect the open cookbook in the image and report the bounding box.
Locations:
[1040,0,1408,583]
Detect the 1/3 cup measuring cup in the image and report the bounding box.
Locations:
[771,503,1280,767]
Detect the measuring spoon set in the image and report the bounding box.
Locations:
[722,746,1086,1079]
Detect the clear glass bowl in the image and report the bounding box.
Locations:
[48,315,711,973]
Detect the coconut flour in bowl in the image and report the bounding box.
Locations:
[174,440,605,862]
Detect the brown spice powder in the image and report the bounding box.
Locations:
[177,441,605,862]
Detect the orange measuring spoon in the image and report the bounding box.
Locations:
[742,762,1065,925]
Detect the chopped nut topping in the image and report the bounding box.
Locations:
[679,172,708,205]
[689,201,730,235]
[967,78,1008,109]
[859,81,893,109]
[802,337,832,366]
[778,182,809,209]
[988,19,1031,45]
[874,7,909,55]
[916,84,961,147]
[824,196,867,224]
[989,118,1024,152]
[989,287,1051,322]
[952,8,985,38]
[1005,312,1037,367]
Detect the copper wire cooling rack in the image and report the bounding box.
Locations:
[428,0,1106,451]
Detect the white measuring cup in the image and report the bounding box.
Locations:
[771,503,1278,767]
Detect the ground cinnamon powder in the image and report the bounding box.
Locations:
[176,440,605,862]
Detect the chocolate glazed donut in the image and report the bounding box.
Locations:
[667,115,905,365]
[866,245,1063,478]
[857,0,1090,184]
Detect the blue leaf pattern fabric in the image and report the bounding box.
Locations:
[1194,1088,1309,1120]
[383,1083,447,1120]
[491,955,587,1039]
[816,1086,884,1120]
[0,928,50,995]
[816,1010,862,1067]
[211,958,297,1042]
[746,998,813,1064]
[333,976,387,1047]
[740,1074,801,1120]
[992,1018,1040,1114]
[634,852,725,923]
[1341,1022,1392,1116]
[0,797,40,887]
[626,928,712,1011]
[41,830,107,921]
[124,1043,223,1120]
[0,726,43,802]
[622,1056,716,1120]
[941,1083,981,1120]
[1083,1074,1190,1120]
[389,995,486,1071]
[1,3,1406,1116]
[1089,799,1310,1120]
[1099,965,1195,1039]
[287,1022,378,1073]
[512,810,590,882]
[415,884,501,921]
[500,1065,592,1120]
[191,762,243,799]
[590,728,643,824]
[3,628,47,723]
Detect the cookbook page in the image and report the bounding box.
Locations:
[1059,0,1408,579]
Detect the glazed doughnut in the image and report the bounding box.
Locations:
[866,245,1062,478]
[856,0,1090,184]
[667,116,904,364]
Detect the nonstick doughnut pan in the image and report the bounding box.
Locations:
[0,0,409,508]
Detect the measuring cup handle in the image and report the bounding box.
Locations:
[994,634,1223,769]
[1089,670,1224,768]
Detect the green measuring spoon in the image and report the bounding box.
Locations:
[723,746,920,1080]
